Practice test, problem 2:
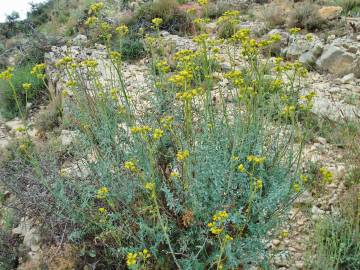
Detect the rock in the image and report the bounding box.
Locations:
[60,159,91,179]
[311,205,325,220]
[272,239,281,246]
[340,73,355,84]
[72,34,88,46]
[283,34,323,65]
[273,253,289,267]
[357,35,360,42]
[12,217,41,252]
[294,190,313,206]
[5,119,25,133]
[312,97,360,121]
[295,260,305,269]
[318,6,342,20]
[315,136,327,145]
[60,130,78,147]
[316,38,360,77]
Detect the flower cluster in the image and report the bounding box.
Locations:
[126,249,151,267]
[156,60,170,74]
[31,63,46,79]
[116,24,129,36]
[176,87,204,102]
[88,2,104,15]
[0,67,14,81]
[96,186,109,199]
[130,125,152,135]
[176,150,190,161]
[160,116,174,130]
[152,17,163,28]
[124,161,139,173]
[247,155,265,165]
[22,83,32,91]
[207,210,229,235]
[168,69,193,87]
[153,128,164,140]
[319,167,333,184]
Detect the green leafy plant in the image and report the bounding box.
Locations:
[310,188,360,269]
[0,63,44,119]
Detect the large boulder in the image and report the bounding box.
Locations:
[316,38,360,77]
[318,6,342,21]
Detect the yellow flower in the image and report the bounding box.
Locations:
[156,60,170,73]
[116,24,129,36]
[139,248,151,259]
[98,207,107,214]
[88,2,104,15]
[281,230,289,238]
[225,234,233,241]
[152,17,163,27]
[124,161,138,173]
[85,16,97,26]
[207,222,215,228]
[247,155,265,164]
[269,33,282,42]
[22,83,32,91]
[176,150,190,161]
[300,174,308,183]
[126,252,137,267]
[197,0,208,6]
[256,179,263,190]
[319,167,333,184]
[145,182,155,191]
[82,59,98,68]
[62,90,69,97]
[153,128,164,140]
[212,211,229,221]
[170,171,179,178]
[282,105,296,117]
[306,33,314,41]
[130,125,152,134]
[0,67,14,81]
[96,187,109,199]
[160,116,174,129]
[210,227,223,235]
[238,164,245,173]
[293,183,301,193]
[289,27,301,35]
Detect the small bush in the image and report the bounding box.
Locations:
[310,188,360,269]
[134,0,192,34]
[34,95,62,133]
[262,5,286,29]
[112,31,146,61]
[0,64,44,119]
[335,0,360,16]
[288,2,326,31]
[0,229,19,269]
[207,2,238,19]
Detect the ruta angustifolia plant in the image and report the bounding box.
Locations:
[2,2,317,269]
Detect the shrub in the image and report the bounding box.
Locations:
[34,95,62,133]
[0,229,19,269]
[1,4,314,269]
[310,188,360,269]
[0,64,45,119]
[134,0,192,34]
[288,2,326,31]
[262,5,286,29]
[335,0,360,16]
[111,31,146,61]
